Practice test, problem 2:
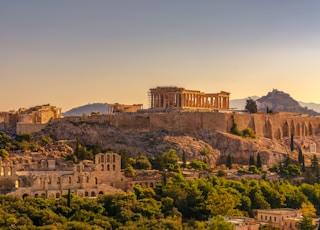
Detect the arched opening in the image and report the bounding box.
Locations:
[113,165,115,171]
[290,120,295,136]
[15,180,20,188]
[91,191,96,197]
[85,191,89,197]
[296,123,301,137]
[309,122,313,136]
[22,194,28,200]
[283,121,290,138]
[56,193,60,198]
[99,191,103,195]
[150,182,154,188]
[34,194,39,198]
[95,178,98,184]
[41,193,45,198]
[7,167,12,176]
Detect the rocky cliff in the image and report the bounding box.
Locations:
[39,115,320,167]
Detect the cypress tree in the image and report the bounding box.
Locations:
[290,133,294,152]
[249,155,255,166]
[226,154,232,169]
[256,153,262,169]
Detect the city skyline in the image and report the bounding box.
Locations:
[1,1,320,112]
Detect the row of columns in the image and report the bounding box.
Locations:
[150,92,229,109]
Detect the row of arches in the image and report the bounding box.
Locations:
[263,119,317,140]
[22,190,105,199]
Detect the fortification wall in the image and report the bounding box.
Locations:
[16,123,47,134]
[52,112,320,140]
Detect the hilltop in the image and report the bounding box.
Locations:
[257,89,319,115]
[63,103,110,116]
[230,89,320,115]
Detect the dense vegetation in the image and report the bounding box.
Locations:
[1,175,320,229]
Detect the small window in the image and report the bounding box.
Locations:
[113,155,115,163]
[113,165,115,171]
[95,178,98,184]
[107,155,110,163]
[7,167,12,176]
[274,217,276,221]
[77,176,80,183]
[15,180,20,188]
[86,176,89,183]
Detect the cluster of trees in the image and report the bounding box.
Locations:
[0,133,53,158]
[230,123,257,138]
[1,175,320,229]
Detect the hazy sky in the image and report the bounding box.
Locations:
[1,1,320,111]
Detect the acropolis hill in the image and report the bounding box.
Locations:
[35,87,320,167]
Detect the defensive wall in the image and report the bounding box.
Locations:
[50,111,320,140]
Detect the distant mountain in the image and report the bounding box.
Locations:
[298,101,320,114]
[230,96,259,110]
[63,103,110,116]
[256,89,319,115]
[230,90,320,115]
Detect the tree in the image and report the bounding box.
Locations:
[230,123,242,136]
[245,98,257,113]
[226,154,232,169]
[0,149,9,158]
[124,165,135,177]
[256,153,262,169]
[249,155,255,166]
[301,202,316,218]
[296,216,316,230]
[290,133,294,151]
[182,151,187,168]
[189,160,207,171]
[208,215,235,230]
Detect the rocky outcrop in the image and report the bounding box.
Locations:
[38,116,320,167]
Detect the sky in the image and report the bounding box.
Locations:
[1,1,320,112]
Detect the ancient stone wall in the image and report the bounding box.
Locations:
[50,111,320,140]
[16,123,47,134]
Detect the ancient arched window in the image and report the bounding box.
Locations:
[85,191,89,197]
[107,165,110,171]
[101,164,104,171]
[7,167,12,176]
[57,177,61,184]
[113,155,116,163]
[86,176,89,183]
[107,155,110,163]
[91,191,96,197]
[101,155,104,163]
[15,180,20,188]
[77,176,80,183]
[113,165,115,171]
[0,167,4,176]
[95,177,98,184]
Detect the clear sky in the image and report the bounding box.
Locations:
[1,1,320,112]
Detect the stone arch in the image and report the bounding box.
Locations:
[85,191,89,197]
[302,123,308,137]
[99,191,103,195]
[283,121,290,138]
[78,192,83,197]
[56,193,60,198]
[41,193,45,198]
[91,191,96,197]
[315,124,320,136]
[15,179,20,188]
[264,119,273,139]
[309,122,313,136]
[34,193,39,198]
[22,194,29,200]
[296,123,301,137]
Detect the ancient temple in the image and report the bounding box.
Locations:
[149,86,230,110]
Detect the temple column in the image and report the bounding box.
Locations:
[151,94,154,108]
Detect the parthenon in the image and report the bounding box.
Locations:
[149,86,230,110]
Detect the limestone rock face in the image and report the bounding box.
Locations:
[39,118,318,167]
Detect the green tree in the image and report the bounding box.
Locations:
[182,151,187,168]
[124,165,135,177]
[189,160,207,171]
[208,215,235,230]
[290,133,294,151]
[245,98,257,113]
[256,153,262,169]
[0,149,9,158]
[226,154,232,169]
[296,216,316,230]
[249,155,255,166]
[230,123,242,136]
